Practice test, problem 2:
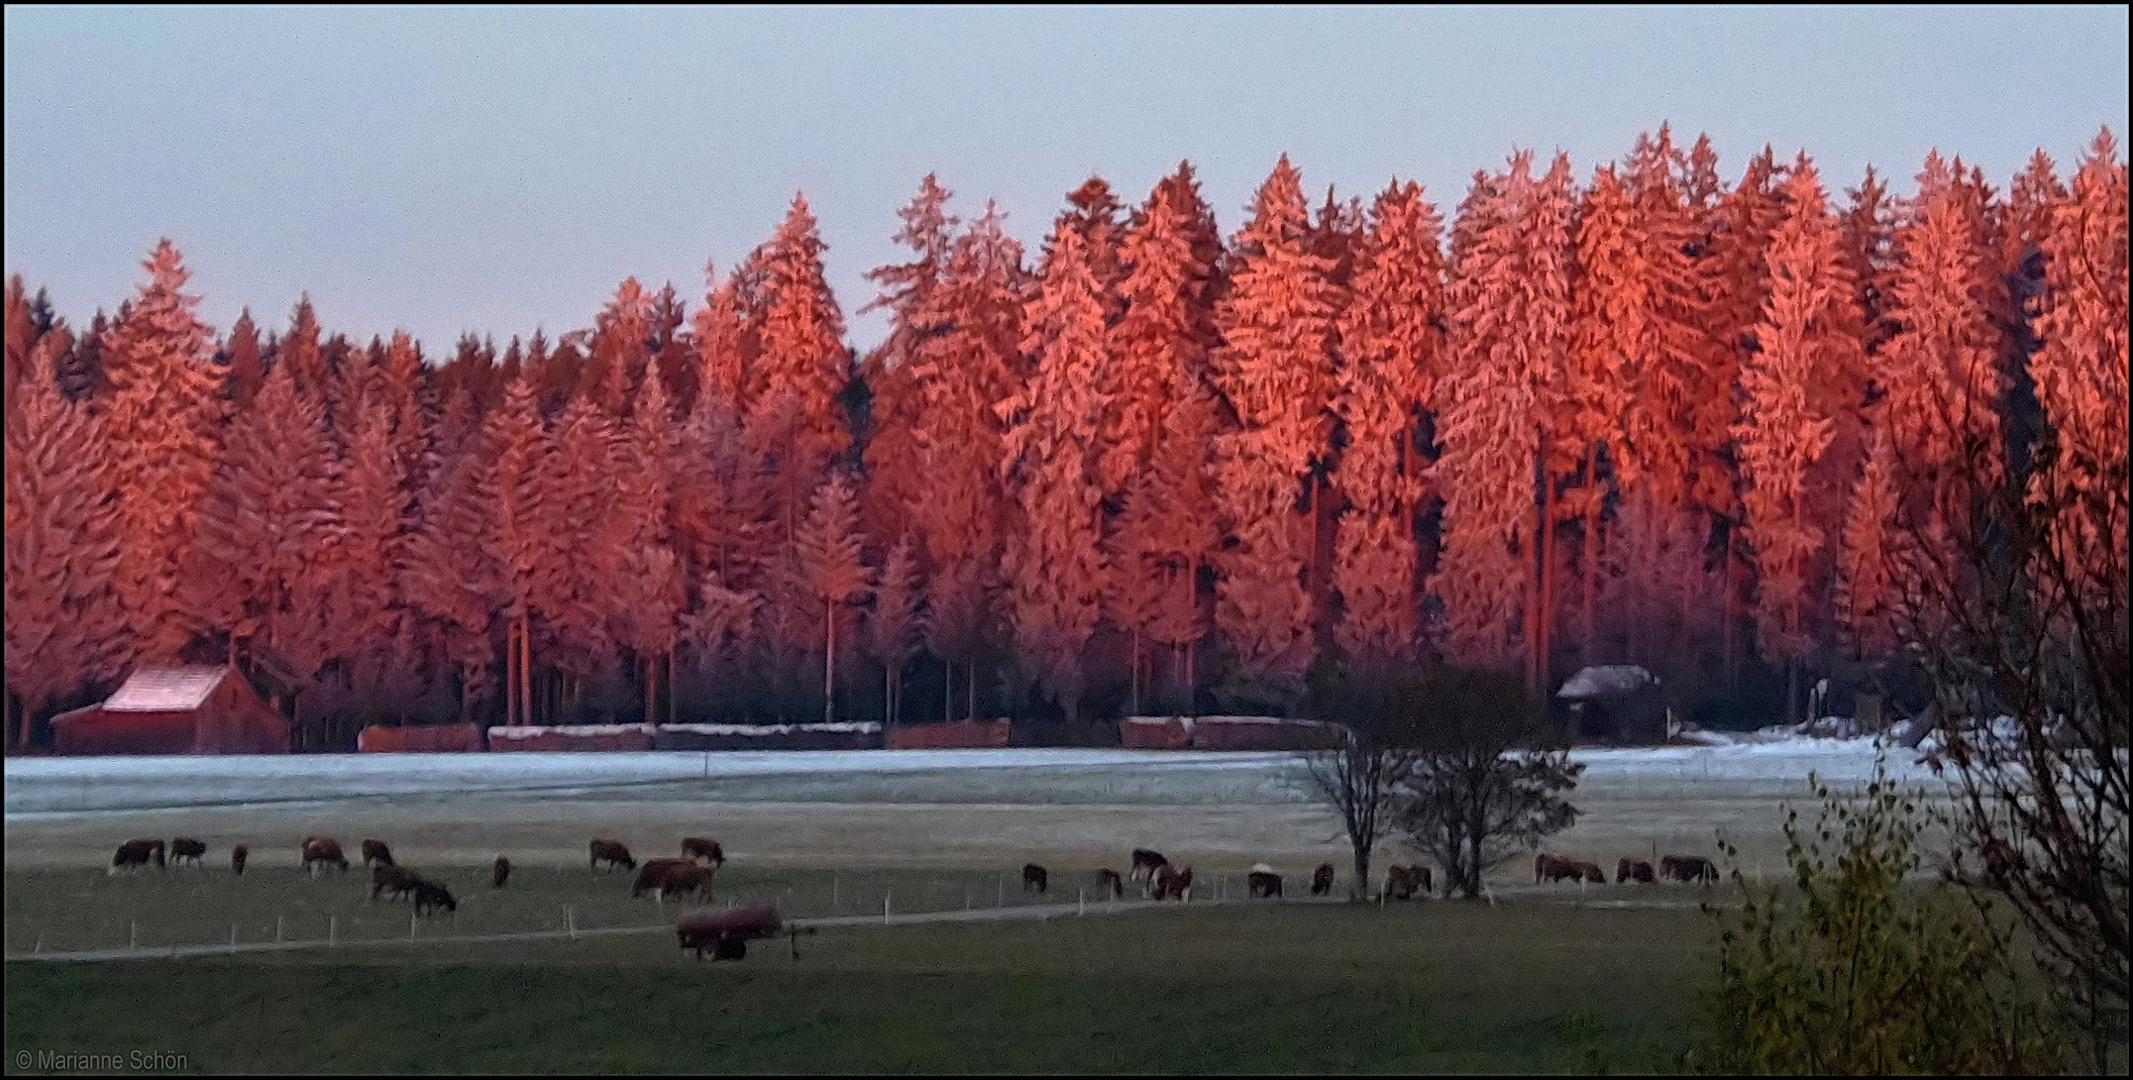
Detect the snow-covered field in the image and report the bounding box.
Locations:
[4,740,1931,818]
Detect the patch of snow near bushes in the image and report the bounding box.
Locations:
[487,723,658,740]
[658,722,881,736]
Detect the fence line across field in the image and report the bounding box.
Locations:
[4,892,1258,964]
[6,878,1721,964]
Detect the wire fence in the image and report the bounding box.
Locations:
[5,868,1721,964]
[5,891,1235,964]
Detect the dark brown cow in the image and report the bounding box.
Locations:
[371,863,423,902]
[1536,853,1599,885]
[360,839,394,867]
[1385,864,1430,900]
[1152,864,1194,902]
[632,858,712,901]
[170,838,207,866]
[1247,864,1283,899]
[302,837,349,875]
[681,837,725,867]
[111,839,165,874]
[1022,863,1048,894]
[676,904,783,961]
[590,839,636,873]
[411,880,457,916]
[231,844,248,876]
[1310,863,1336,896]
[1618,858,1657,884]
[1095,868,1124,900]
[492,856,512,888]
[1660,855,1718,883]
[1130,848,1168,883]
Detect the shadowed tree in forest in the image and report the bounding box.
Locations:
[5,335,127,745]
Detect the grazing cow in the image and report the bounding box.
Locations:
[590,839,636,873]
[1660,855,1718,883]
[1022,863,1049,894]
[1385,864,1430,900]
[676,905,783,961]
[302,837,349,875]
[632,858,712,901]
[411,880,457,916]
[1536,853,1599,885]
[1247,863,1283,899]
[170,838,207,867]
[1129,848,1168,883]
[1310,863,1336,896]
[371,864,423,902]
[1618,858,1657,884]
[681,837,725,867]
[110,839,165,874]
[231,844,248,876]
[1152,864,1194,902]
[360,839,394,868]
[1095,868,1124,900]
[493,856,512,888]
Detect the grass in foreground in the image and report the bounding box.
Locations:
[5,901,1711,1073]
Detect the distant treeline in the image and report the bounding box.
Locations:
[4,126,2126,748]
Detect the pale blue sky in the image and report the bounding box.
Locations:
[5,6,2126,353]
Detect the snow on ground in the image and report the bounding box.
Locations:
[3,740,1928,819]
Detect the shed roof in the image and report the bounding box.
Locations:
[1556,665,1659,699]
[101,666,230,713]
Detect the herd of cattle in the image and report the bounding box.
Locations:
[102,835,1722,960]
[105,834,736,920]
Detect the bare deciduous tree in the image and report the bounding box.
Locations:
[1395,666,1584,899]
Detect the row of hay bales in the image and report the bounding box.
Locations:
[353,716,1345,753]
[356,721,886,753]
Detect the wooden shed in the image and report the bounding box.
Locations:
[50,665,291,755]
[1555,664,1665,744]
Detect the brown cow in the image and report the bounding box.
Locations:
[302,837,349,875]
[676,904,783,961]
[1129,848,1168,883]
[590,839,636,873]
[492,856,512,888]
[1536,853,1597,885]
[1618,858,1657,884]
[1247,864,1283,899]
[411,880,457,916]
[1095,868,1124,900]
[681,837,725,867]
[111,839,165,874]
[170,838,207,867]
[1152,864,1194,902]
[1310,863,1336,896]
[1573,860,1607,884]
[1385,864,1430,900]
[231,844,248,876]
[1660,855,1718,883]
[1022,863,1049,894]
[360,839,395,868]
[371,864,423,902]
[632,858,712,901]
